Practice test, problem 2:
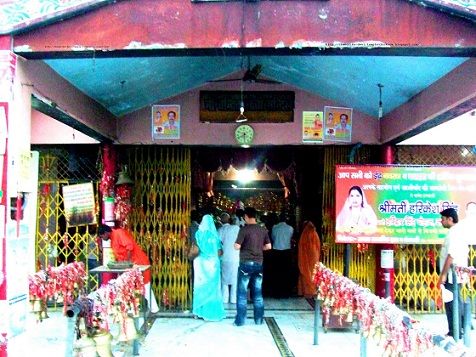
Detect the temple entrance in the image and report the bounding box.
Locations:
[197,164,298,298]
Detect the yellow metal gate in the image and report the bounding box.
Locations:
[35,147,101,290]
[394,145,476,313]
[124,146,192,311]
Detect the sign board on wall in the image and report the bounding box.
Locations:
[199,91,295,123]
[62,182,97,227]
[335,165,476,244]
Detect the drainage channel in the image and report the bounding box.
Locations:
[265,317,295,357]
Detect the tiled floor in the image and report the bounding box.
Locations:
[7,298,476,356]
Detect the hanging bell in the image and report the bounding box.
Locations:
[116,169,134,186]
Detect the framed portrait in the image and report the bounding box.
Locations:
[302,111,323,143]
[152,105,180,140]
[323,106,353,143]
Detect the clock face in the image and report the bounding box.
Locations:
[234,124,255,146]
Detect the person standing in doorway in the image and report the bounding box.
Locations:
[218,212,240,304]
[271,213,294,298]
[192,214,226,321]
[189,210,201,245]
[437,208,469,339]
[297,221,321,298]
[234,207,272,326]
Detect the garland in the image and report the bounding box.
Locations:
[99,144,116,197]
[50,262,86,311]
[90,285,113,332]
[28,261,86,314]
[99,170,115,197]
[115,184,132,225]
[313,263,474,355]
[88,268,144,336]
[28,269,48,301]
[112,268,144,319]
[73,296,95,328]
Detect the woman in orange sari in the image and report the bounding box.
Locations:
[297,221,321,298]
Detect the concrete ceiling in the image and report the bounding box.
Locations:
[44,55,469,120]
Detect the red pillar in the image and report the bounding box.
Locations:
[100,144,116,285]
[375,145,396,301]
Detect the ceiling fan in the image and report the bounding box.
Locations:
[208,57,282,84]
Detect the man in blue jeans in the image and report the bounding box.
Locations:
[234,207,272,326]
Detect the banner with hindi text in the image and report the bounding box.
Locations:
[335,165,476,244]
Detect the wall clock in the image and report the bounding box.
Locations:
[234,124,255,146]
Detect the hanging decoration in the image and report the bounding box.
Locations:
[99,172,115,197]
[100,144,117,228]
[197,191,286,215]
[28,262,86,320]
[88,268,144,337]
[114,184,132,225]
[245,191,286,214]
[313,262,475,355]
[99,144,116,197]
[114,165,134,227]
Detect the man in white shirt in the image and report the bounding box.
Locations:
[218,212,240,304]
[270,214,295,298]
[437,208,469,339]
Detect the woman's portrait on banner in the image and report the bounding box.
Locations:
[336,185,378,236]
[152,105,180,140]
